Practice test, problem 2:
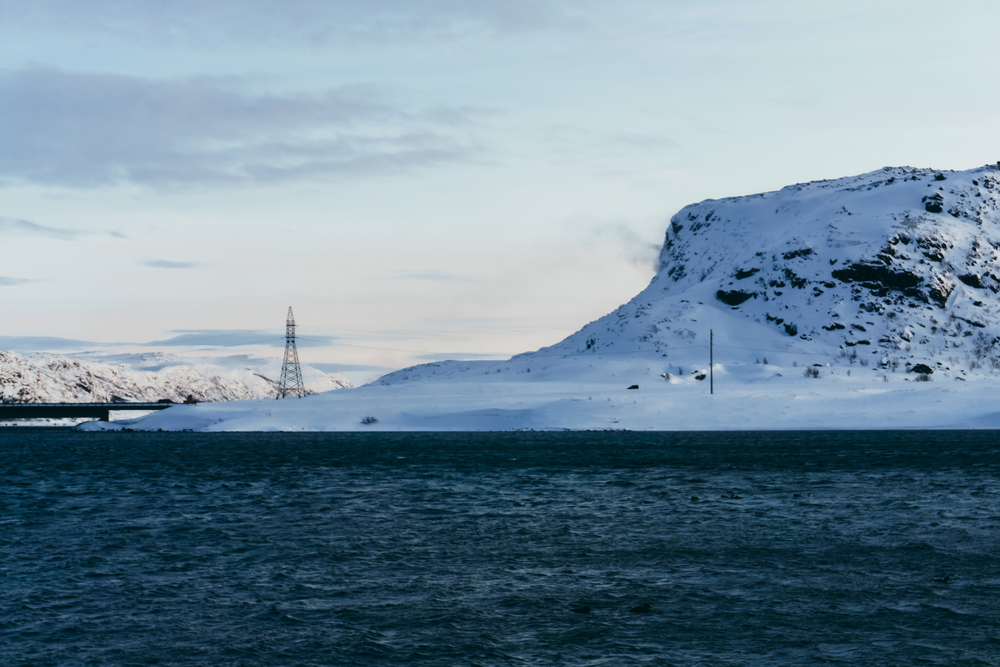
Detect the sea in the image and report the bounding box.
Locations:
[1,429,998,666]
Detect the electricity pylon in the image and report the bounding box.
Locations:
[277,307,306,399]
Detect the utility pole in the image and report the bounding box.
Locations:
[710,329,714,395]
[277,307,306,399]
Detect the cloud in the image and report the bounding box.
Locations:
[0,68,480,188]
[0,335,100,350]
[607,132,679,150]
[0,276,33,286]
[150,329,337,348]
[540,125,680,163]
[143,259,202,269]
[309,362,397,373]
[0,217,77,239]
[0,1,590,44]
[412,352,507,361]
[585,221,661,270]
[388,270,476,283]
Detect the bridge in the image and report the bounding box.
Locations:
[0,402,177,422]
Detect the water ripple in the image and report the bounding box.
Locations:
[1,429,999,665]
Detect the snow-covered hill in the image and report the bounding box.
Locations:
[1,350,351,405]
[377,163,1000,382]
[83,163,1000,431]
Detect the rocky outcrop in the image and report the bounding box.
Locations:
[646,164,1000,354]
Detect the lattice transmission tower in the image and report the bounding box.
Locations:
[277,306,307,399]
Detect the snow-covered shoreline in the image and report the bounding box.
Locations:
[78,349,1000,432]
[75,378,1000,432]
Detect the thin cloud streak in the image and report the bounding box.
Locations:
[0,68,481,188]
[0,335,101,350]
[0,1,592,44]
[0,276,33,286]
[309,362,397,373]
[150,329,337,348]
[581,220,661,270]
[143,259,203,269]
[388,270,477,283]
[0,217,77,239]
[413,352,507,361]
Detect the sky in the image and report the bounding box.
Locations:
[2,0,1000,383]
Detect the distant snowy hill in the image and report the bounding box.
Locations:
[84,163,1000,431]
[0,351,351,404]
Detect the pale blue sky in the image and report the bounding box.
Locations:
[1,0,999,377]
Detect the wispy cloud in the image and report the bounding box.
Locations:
[0,276,33,286]
[143,259,203,269]
[0,330,341,352]
[412,352,507,361]
[0,1,591,44]
[150,329,337,348]
[0,217,77,239]
[309,362,397,373]
[0,335,99,350]
[583,220,661,270]
[607,132,679,150]
[0,68,481,189]
[389,270,476,282]
[540,125,679,163]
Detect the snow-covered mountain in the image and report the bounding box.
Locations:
[0,350,351,404]
[83,163,1000,431]
[638,162,1000,365]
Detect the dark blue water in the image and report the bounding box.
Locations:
[2,430,999,666]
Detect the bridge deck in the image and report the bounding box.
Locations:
[0,403,177,421]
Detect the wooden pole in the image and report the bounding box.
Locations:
[710,329,714,395]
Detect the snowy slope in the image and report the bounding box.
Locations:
[379,163,1000,380]
[83,163,1000,431]
[1,350,351,404]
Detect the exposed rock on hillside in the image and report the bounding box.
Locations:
[644,165,1000,359]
